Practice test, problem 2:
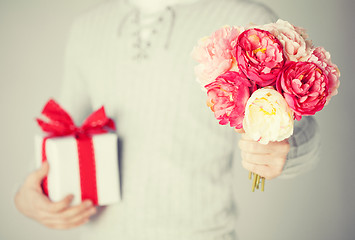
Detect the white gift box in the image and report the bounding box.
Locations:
[35,132,120,206]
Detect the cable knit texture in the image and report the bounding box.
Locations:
[58,0,318,239]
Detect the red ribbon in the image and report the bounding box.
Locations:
[37,99,116,205]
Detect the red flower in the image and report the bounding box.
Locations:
[236,28,286,87]
[277,61,329,120]
[205,71,251,129]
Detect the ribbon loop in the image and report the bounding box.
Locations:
[37,99,116,137]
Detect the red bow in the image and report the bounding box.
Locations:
[37,99,116,205]
[37,99,115,137]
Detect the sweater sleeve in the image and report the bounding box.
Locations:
[280,116,321,178]
[58,18,93,124]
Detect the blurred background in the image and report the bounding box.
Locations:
[1,0,354,239]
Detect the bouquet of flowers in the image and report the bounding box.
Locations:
[192,19,340,191]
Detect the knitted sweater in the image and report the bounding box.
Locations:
[58,0,320,239]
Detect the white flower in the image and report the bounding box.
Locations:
[243,87,294,144]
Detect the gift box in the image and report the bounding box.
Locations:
[35,99,120,206]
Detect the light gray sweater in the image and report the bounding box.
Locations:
[58,0,320,239]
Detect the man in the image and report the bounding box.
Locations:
[15,0,320,239]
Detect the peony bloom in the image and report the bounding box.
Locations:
[205,71,251,129]
[192,26,244,86]
[260,19,313,61]
[236,28,285,87]
[276,61,329,120]
[308,47,340,103]
[243,87,294,144]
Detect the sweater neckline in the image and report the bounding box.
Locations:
[118,2,177,61]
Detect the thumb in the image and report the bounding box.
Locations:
[33,162,49,183]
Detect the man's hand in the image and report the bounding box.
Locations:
[238,133,290,180]
[14,162,97,229]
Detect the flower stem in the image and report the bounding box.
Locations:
[252,173,257,192]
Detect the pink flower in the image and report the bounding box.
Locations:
[260,19,313,61]
[192,26,244,86]
[294,25,313,50]
[276,61,329,120]
[236,28,285,87]
[205,71,251,129]
[308,47,340,103]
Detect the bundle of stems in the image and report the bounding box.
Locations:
[249,171,265,192]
